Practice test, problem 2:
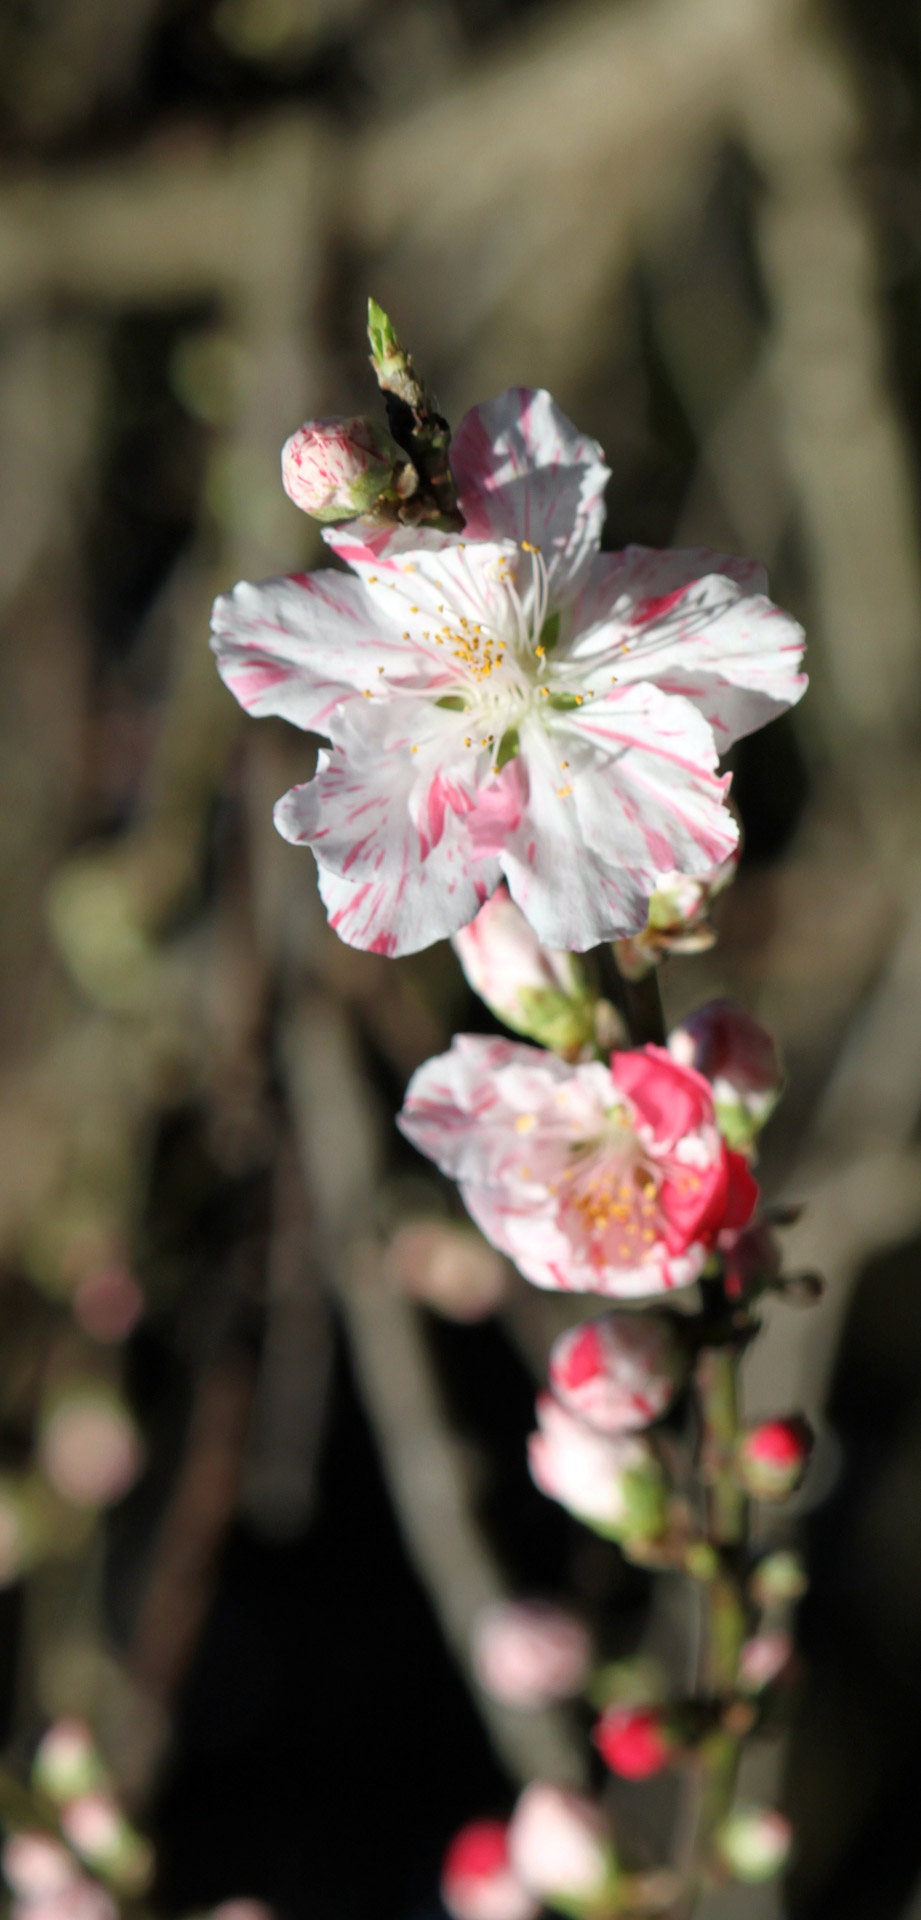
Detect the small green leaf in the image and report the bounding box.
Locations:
[538,609,560,653]
[547,691,581,710]
[367,298,398,364]
[494,727,520,769]
[436,696,468,711]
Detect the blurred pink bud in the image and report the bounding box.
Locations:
[441,1822,537,1920]
[472,1601,591,1709]
[39,1393,142,1509]
[386,1220,507,1322]
[750,1550,808,1607]
[60,1797,122,1864]
[668,1002,782,1154]
[508,1785,614,1904]
[738,1630,794,1694]
[527,1394,666,1541]
[452,887,595,1054]
[548,1313,686,1435]
[720,1220,781,1303]
[737,1418,813,1501]
[281,417,401,522]
[593,1704,674,1779]
[33,1722,105,1803]
[2,1835,78,1900]
[716,1807,792,1882]
[211,1905,274,1920]
[11,1880,117,1920]
[73,1266,144,1344]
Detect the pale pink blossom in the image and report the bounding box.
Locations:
[527,1394,665,1538]
[452,884,594,1053]
[213,388,805,956]
[281,417,401,522]
[471,1600,591,1708]
[398,1038,757,1297]
[10,1880,117,1920]
[385,1219,507,1321]
[59,1797,122,1864]
[39,1393,142,1509]
[549,1312,686,1432]
[2,1836,78,1901]
[441,1822,537,1920]
[738,1630,794,1693]
[668,1000,782,1153]
[716,1808,792,1883]
[508,1786,613,1904]
[72,1264,144,1344]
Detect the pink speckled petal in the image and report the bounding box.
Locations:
[568,547,806,750]
[210,569,447,735]
[449,388,610,594]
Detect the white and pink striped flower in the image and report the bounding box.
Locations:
[398,1037,757,1296]
[212,387,805,956]
[548,1312,687,1432]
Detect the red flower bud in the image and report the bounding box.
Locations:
[737,1418,812,1500]
[593,1705,674,1779]
[441,1822,537,1920]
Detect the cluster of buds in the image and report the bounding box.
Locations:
[442,1789,619,1920]
[0,1721,153,1920]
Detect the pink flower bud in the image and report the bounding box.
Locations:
[668,1002,782,1153]
[385,1220,506,1322]
[441,1822,537,1920]
[59,1798,152,1897]
[2,1835,78,1900]
[472,1601,591,1709]
[39,1392,142,1509]
[548,1313,686,1435]
[508,1786,614,1906]
[73,1265,144,1344]
[737,1418,813,1501]
[452,887,595,1054]
[716,1807,792,1882]
[593,1705,674,1779]
[32,1722,105,1803]
[527,1394,666,1541]
[281,417,401,522]
[11,1881,117,1920]
[614,853,738,979]
[738,1630,794,1694]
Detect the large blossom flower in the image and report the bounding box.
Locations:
[398,1037,757,1296]
[212,389,806,955]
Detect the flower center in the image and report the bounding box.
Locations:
[558,1130,663,1269]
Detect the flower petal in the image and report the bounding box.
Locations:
[496,691,737,951]
[449,388,610,595]
[275,700,499,956]
[568,547,806,748]
[210,569,447,734]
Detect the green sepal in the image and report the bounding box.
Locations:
[514,985,597,1055]
[538,609,561,653]
[436,695,469,711]
[495,726,520,770]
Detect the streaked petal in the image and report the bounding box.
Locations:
[568,547,806,749]
[449,388,609,594]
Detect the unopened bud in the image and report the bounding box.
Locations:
[508,1786,616,1912]
[716,1807,792,1883]
[453,886,596,1056]
[548,1313,686,1435]
[60,1796,153,1896]
[441,1822,537,1920]
[472,1601,591,1710]
[593,1705,675,1780]
[614,854,738,980]
[33,1721,106,1802]
[385,1219,506,1322]
[668,1001,781,1154]
[738,1629,794,1693]
[527,1395,667,1544]
[2,1835,78,1901]
[281,416,406,523]
[749,1550,808,1607]
[737,1418,812,1501]
[39,1390,143,1509]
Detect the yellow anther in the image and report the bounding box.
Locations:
[411,744,418,754]
[515,1114,536,1133]
[557,784,572,797]
[363,689,371,698]
[368,575,377,582]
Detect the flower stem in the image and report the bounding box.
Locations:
[597,945,667,1047]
